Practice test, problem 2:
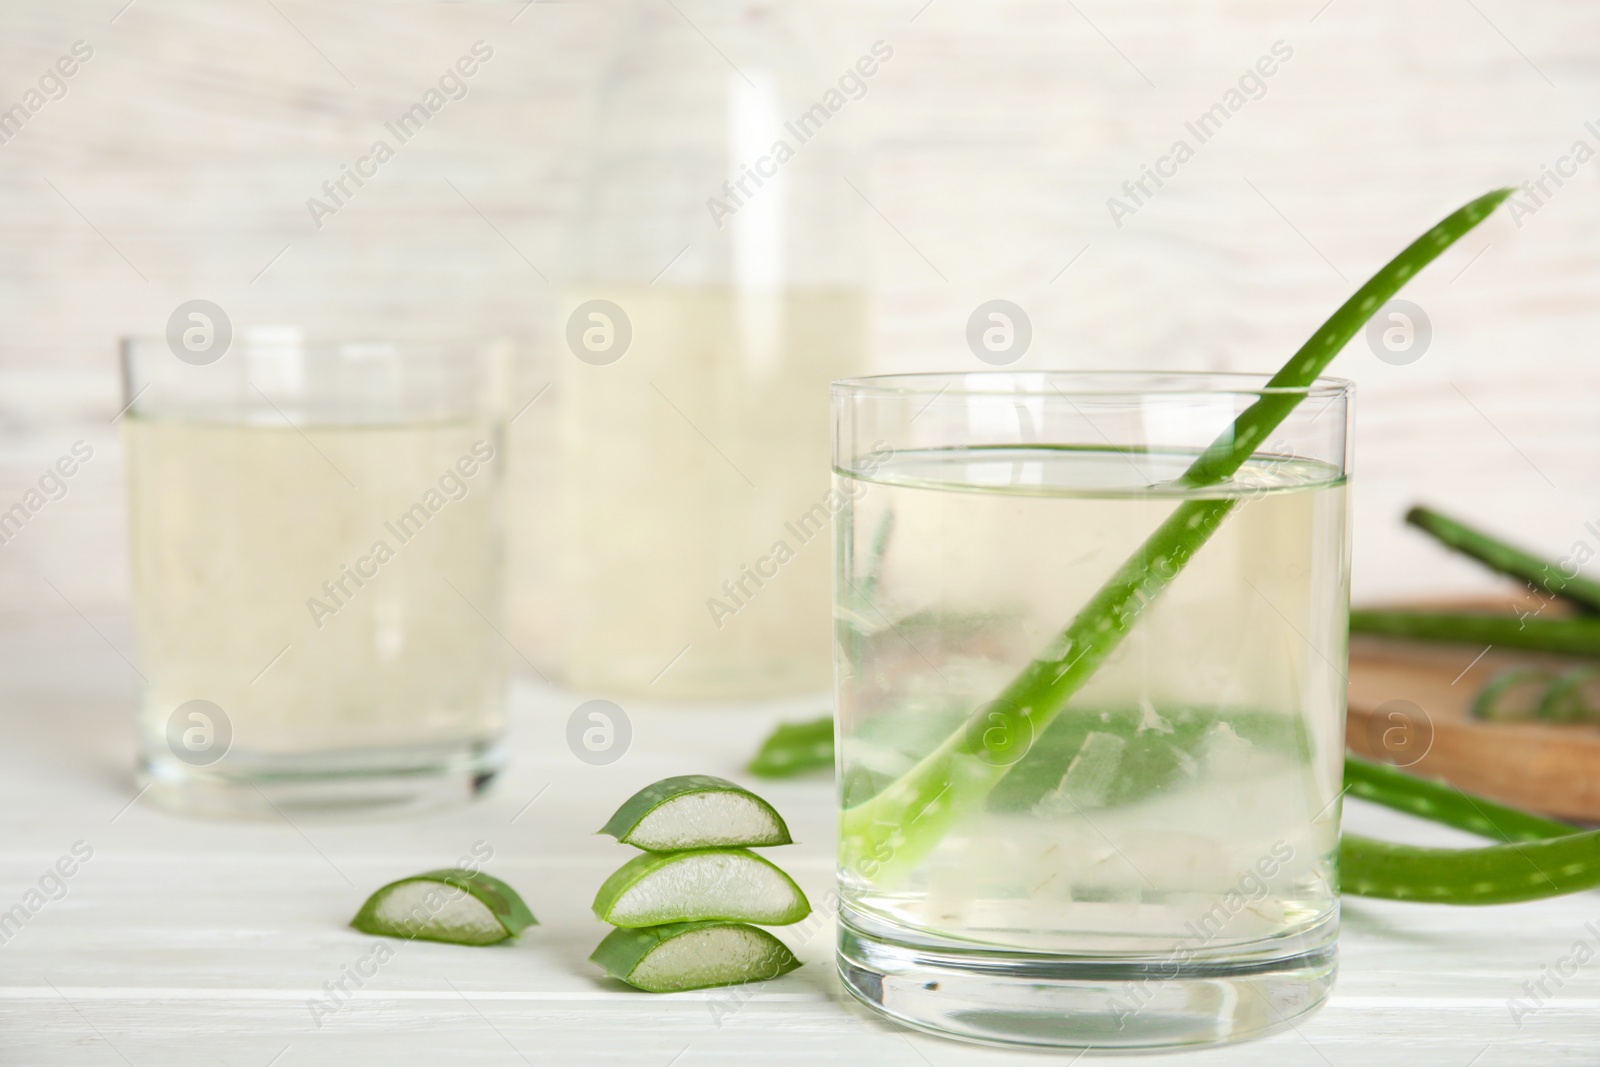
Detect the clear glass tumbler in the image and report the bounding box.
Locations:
[122,331,508,816]
[832,372,1352,1051]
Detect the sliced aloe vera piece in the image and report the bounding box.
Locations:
[589,921,801,992]
[593,848,811,927]
[747,717,834,778]
[600,775,792,851]
[350,869,536,946]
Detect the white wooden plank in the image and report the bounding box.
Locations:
[2,631,1600,1063]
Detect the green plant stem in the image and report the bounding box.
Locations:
[1342,757,1574,841]
[1340,758,1600,904]
[840,189,1513,883]
[1470,668,1556,721]
[1538,667,1600,722]
[1406,505,1600,614]
[1339,832,1600,904]
[1349,610,1600,657]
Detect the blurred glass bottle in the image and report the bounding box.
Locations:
[553,0,870,699]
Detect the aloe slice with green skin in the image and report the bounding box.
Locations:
[838,189,1514,885]
[600,775,792,850]
[351,869,536,946]
[748,717,834,778]
[592,848,811,927]
[590,921,801,993]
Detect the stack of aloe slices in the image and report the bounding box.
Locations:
[589,776,810,992]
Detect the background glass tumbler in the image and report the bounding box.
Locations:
[832,372,1352,1050]
[123,331,508,816]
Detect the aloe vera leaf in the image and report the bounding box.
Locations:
[1349,610,1600,657]
[843,511,897,676]
[1406,505,1600,614]
[589,921,801,992]
[1341,764,1600,904]
[1339,831,1600,904]
[1469,668,1557,721]
[1537,666,1600,722]
[747,717,835,778]
[600,775,792,851]
[592,848,811,927]
[859,509,895,603]
[1179,192,1505,487]
[839,189,1513,884]
[988,704,1308,813]
[772,701,1309,814]
[351,869,536,945]
[1342,757,1574,842]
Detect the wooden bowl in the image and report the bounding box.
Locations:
[1346,599,1600,822]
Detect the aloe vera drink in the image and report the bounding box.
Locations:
[832,372,1351,1050]
[121,336,507,816]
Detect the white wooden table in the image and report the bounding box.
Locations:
[4,615,1598,1066]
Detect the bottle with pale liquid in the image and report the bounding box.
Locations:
[532,1,873,700]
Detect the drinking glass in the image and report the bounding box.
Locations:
[122,330,508,816]
[832,371,1352,1050]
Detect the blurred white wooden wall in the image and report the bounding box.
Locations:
[1,0,1597,642]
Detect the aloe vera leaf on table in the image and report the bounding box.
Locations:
[747,716,834,778]
[1349,610,1600,657]
[600,775,792,851]
[1339,831,1600,905]
[592,848,811,928]
[1469,667,1557,721]
[1406,505,1600,614]
[1342,757,1575,842]
[1469,665,1600,723]
[351,868,536,945]
[838,188,1513,884]
[1339,759,1600,904]
[590,921,801,993]
[1537,666,1600,722]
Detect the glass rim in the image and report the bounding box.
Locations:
[831,370,1354,400]
[119,333,509,421]
[119,334,508,358]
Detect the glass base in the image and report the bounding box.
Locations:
[137,739,504,818]
[837,906,1337,1052]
